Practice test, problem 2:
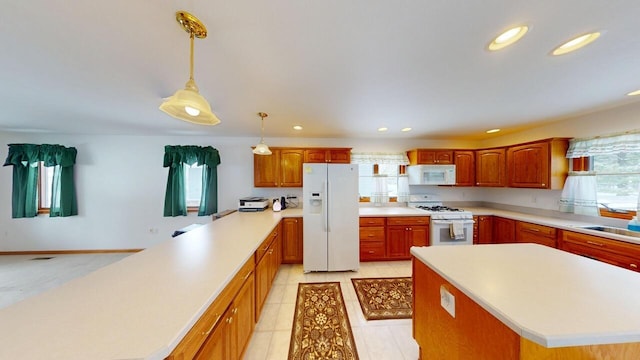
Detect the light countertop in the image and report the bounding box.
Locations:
[0,210,286,360]
[411,244,640,348]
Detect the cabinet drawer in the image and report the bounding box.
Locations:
[517,231,557,248]
[255,226,279,263]
[386,216,430,226]
[517,221,556,237]
[561,231,640,258]
[359,226,385,241]
[360,241,385,260]
[560,240,640,272]
[359,217,385,226]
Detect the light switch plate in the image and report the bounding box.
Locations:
[440,285,455,318]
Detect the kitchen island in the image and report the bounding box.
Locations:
[0,210,289,360]
[411,244,640,359]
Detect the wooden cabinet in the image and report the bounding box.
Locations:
[253,148,304,187]
[559,230,640,272]
[386,217,429,259]
[282,217,303,264]
[473,215,493,244]
[304,148,351,163]
[255,224,281,321]
[493,217,515,244]
[168,258,255,360]
[195,272,255,360]
[407,149,454,165]
[359,217,386,261]
[475,148,506,187]
[506,138,569,190]
[454,150,475,186]
[516,221,557,248]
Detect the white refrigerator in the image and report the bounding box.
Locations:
[303,163,360,272]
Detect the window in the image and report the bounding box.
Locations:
[184,163,203,209]
[592,152,640,211]
[38,162,55,212]
[359,164,399,201]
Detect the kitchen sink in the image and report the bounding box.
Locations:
[578,225,640,238]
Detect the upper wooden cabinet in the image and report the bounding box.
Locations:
[254,148,304,187]
[304,148,351,163]
[475,148,506,187]
[407,149,454,165]
[506,138,569,190]
[454,150,475,186]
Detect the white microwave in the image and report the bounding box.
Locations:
[407,165,456,185]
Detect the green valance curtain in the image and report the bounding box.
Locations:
[3,144,78,218]
[163,145,221,217]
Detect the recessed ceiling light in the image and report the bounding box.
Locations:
[551,32,601,56]
[378,127,388,132]
[401,127,412,132]
[486,128,501,134]
[293,125,303,130]
[627,89,640,96]
[488,25,529,51]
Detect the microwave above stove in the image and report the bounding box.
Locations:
[407,165,456,185]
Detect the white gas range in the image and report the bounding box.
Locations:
[408,194,474,246]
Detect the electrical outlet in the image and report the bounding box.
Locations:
[440,285,456,318]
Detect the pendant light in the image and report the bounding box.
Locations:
[253,112,272,155]
[159,11,221,126]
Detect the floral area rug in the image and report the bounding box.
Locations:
[350,277,412,320]
[288,282,359,360]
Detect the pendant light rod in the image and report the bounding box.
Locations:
[189,33,195,81]
[258,112,268,141]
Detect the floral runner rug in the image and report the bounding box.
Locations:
[288,282,359,360]
[350,277,413,320]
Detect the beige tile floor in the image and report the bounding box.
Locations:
[243,261,419,360]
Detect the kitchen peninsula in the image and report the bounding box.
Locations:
[411,244,640,359]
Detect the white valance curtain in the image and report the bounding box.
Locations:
[350,152,410,165]
[560,129,640,215]
[565,130,640,158]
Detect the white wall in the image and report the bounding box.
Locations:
[1,100,639,251]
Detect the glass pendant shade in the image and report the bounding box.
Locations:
[160,79,221,125]
[253,142,272,155]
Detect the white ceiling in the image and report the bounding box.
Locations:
[2,1,640,140]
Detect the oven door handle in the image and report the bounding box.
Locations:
[432,220,475,225]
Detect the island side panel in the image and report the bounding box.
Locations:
[412,257,519,360]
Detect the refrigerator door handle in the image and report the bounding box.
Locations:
[324,180,329,232]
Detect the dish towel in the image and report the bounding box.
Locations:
[450,221,465,240]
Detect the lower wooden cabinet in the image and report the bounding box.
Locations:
[255,224,281,321]
[516,221,557,248]
[493,217,516,244]
[386,217,429,259]
[359,217,386,261]
[559,230,640,272]
[195,273,255,360]
[282,217,303,264]
[473,216,493,244]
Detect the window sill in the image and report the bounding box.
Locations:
[599,208,637,220]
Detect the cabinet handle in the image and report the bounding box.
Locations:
[528,228,540,232]
[243,271,252,280]
[368,251,375,254]
[232,307,238,314]
[586,241,604,247]
[227,316,233,324]
[202,314,221,335]
[368,234,374,237]
[631,264,638,269]
[541,183,546,186]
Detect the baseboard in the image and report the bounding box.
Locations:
[0,249,144,255]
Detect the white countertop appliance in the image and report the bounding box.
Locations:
[408,194,474,245]
[238,197,269,212]
[303,163,359,272]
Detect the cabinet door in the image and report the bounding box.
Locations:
[282,218,303,264]
[255,252,270,321]
[416,150,454,164]
[253,152,280,187]
[195,306,231,360]
[493,217,515,244]
[476,149,506,187]
[386,226,410,258]
[476,216,493,244]
[328,149,351,163]
[507,142,550,188]
[234,273,255,359]
[280,149,304,187]
[304,149,328,163]
[409,225,429,247]
[454,151,475,186]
